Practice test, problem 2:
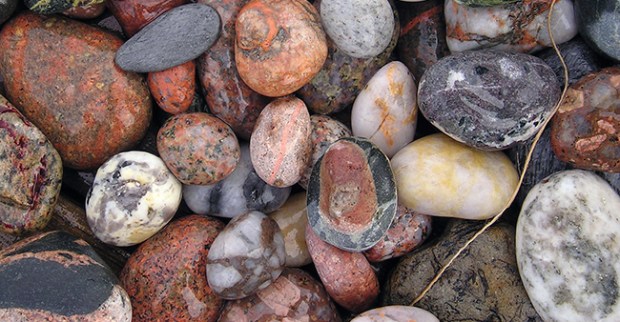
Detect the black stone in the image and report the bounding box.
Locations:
[537,36,604,86]
[575,0,620,62]
[0,0,17,24]
[115,3,221,73]
[23,0,71,14]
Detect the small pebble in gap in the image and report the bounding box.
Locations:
[351,306,439,322]
[269,192,312,267]
[517,170,620,322]
[418,50,560,150]
[391,133,518,220]
[115,3,221,73]
[307,137,397,252]
[148,60,196,115]
[320,0,394,59]
[575,0,620,62]
[206,211,286,300]
[106,0,186,37]
[250,96,312,188]
[157,112,240,185]
[352,61,417,158]
[183,143,291,218]
[85,151,182,247]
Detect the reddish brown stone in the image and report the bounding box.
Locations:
[305,225,379,313]
[120,215,225,322]
[235,0,327,97]
[551,66,620,172]
[0,12,152,170]
[148,60,196,114]
[250,96,312,187]
[106,0,187,37]
[197,0,269,140]
[157,112,240,185]
[63,1,106,20]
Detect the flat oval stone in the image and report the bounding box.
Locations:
[115,3,221,73]
[517,170,620,321]
[197,0,269,140]
[305,225,379,313]
[183,143,291,218]
[0,12,152,170]
[298,114,352,190]
[86,151,182,246]
[120,215,225,322]
[0,0,17,24]
[307,137,397,251]
[147,60,196,114]
[157,112,240,185]
[418,50,560,150]
[575,0,620,62]
[351,61,417,158]
[219,268,341,321]
[206,211,286,300]
[269,193,311,267]
[391,133,519,219]
[352,306,439,322]
[0,231,131,321]
[250,96,312,188]
[0,95,63,235]
[235,0,327,97]
[107,0,185,37]
[320,0,394,59]
[550,66,620,172]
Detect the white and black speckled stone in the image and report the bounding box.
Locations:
[575,0,620,62]
[517,170,620,322]
[86,151,182,247]
[115,3,221,73]
[418,50,560,150]
[183,144,291,218]
[320,0,395,59]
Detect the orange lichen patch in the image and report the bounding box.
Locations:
[148,60,196,114]
[387,65,404,96]
[558,88,585,113]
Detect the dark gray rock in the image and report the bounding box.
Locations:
[418,50,561,150]
[537,36,604,86]
[115,3,221,73]
[0,0,17,24]
[575,0,620,62]
[383,220,542,322]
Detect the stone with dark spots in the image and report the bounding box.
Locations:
[383,220,542,322]
[575,0,620,62]
[418,50,561,150]
[0,12,152,170]
[115,3,221,73]
[551,66,620,173]
[106,0,186,37]
[148,60,196,114]
[517,170,620,321]
[120,215,225,322]
[537,36,604,86]
[0,231,131,321]
[0,0,17,25]
[183,143,291,218]
[307,137,397,252]
[0,95,63,235]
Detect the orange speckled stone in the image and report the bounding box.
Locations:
[107,0,187,37]
[235,0,327,97]
[0,12,152,170]
[147,60,196,114]
[120,215,225,322]
[157,112,240,185]
[305,224,379,313]
[250,96,312,188]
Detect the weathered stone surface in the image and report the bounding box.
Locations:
[115,3,221,72]
[517,170,620,322]
[147,60,196,114]
[106,0,186,37]
[575,0,620,62]
[384,220,542,322]
[418,50,560,150]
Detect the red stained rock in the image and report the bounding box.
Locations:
[551,66,620,172]
[120,215,225,322]
[106,0,187,37]
[197,0,269,140]
[148,60,196,114]
[0,12,152,170]
[305,225,379,313]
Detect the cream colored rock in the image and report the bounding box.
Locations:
[352,306,439,322]
[391,133,518,219]
[269,192,311,267]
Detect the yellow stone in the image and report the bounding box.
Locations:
[269,192,311,267]
[391,133,518,220]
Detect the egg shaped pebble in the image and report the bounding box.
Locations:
[206,211,286,300]
[86,151,182,247]
[391,133,518,220]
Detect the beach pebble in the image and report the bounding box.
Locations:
[106,0,185,37]
[575,0,620,62]
[148,60,196,115]
[351,306,439,322]
[0,0,17,24]
[269,193,311,267]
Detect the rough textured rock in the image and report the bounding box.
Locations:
[575,0,620,62]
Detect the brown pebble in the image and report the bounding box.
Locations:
[148,60,196,114]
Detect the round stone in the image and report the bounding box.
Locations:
[85,151,182,247]
[307,137,397,252]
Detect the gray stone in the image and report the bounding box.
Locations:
[115,3,221,73]
[537,36,604,86]
[383,220,542,322]
[0,0,17,25]
[575,0,620,62]
[418,50,560,150]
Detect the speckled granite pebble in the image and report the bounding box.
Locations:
[418,50,560,150]
[517,170,620,322]
[206,211,286,300]
[269,193,311,267]
[352,306,438,322]
[86,151,182,246]
[575,0,620,62]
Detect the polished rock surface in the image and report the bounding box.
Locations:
[575,0,620,62]
[269,193,312,267]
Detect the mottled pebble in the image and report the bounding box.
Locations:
[148,60,196,115]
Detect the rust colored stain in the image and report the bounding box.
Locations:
[106,0,187,37]
[148,60,196,114]
[399,5,442,37]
